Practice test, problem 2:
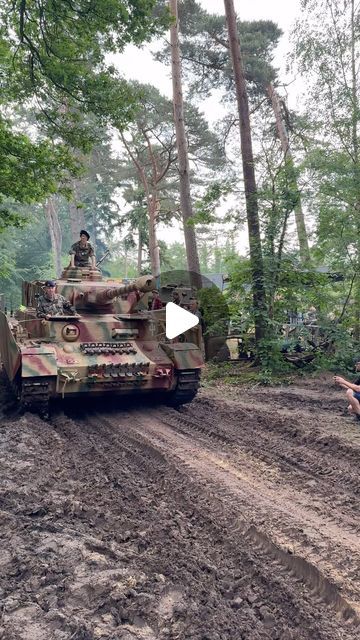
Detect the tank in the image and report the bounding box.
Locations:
[159,283,196,309]
[0,267,204,416]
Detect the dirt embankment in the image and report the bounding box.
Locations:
[0,373,359,639]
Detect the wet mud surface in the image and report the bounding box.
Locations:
[0,373,359,639]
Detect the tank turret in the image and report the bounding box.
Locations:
[0,267,203,416]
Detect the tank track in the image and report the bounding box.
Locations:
[169,369,201,406]
[12,377,51,419]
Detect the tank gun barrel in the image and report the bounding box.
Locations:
[96,275,156,303]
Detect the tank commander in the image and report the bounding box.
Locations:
[69,229,96,268]
[37,280,75,320]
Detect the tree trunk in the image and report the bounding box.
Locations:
[169,0,202,289]
[267,83,310,264]
[124,247,128,279]
[68,180,86,242]
[44,198,62,277]
[92,208,97,256]
[148,195,161,278]
[223,0,267,342]
[137,228,143,276]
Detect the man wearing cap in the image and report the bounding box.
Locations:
[69,230,96,268]
[37,281,75,320]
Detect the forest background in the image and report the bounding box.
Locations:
[1,0,359,370]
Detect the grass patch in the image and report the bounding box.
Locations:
[202,361,296,387]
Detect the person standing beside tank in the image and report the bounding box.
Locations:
[69,230,96,268]
[151,289,163,310]
[172,290,181,306]
[37,281,76,320]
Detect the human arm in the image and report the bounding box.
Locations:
[334,376,360,392]
[61,296,76,315]
[69,243,76,267]
[37,310,51,320]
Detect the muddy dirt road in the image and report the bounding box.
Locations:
[0,374,359,639]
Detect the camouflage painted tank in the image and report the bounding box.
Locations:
[158,283,196,309]
[0,267,204,416]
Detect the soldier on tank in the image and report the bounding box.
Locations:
[69,229,96,269]
[37,280,75,320]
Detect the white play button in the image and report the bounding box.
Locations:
[165,302,199,340]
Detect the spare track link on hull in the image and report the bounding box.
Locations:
[20,378,50,418]
[170,369,200,406]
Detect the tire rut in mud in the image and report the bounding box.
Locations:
[178,395,360,517]
[91,407,360,625]
[0,385,359,639]
[123,406,360,619]
[148,395,360,609]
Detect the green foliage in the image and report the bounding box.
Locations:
[192,181,233,225]
[224,256,254,332]
[0,207,53,307]
[159,241,188,271]
[0,0,170,233]
[291,0,360,336]
[106,253,139,279]
[202,360,293,387]
[158,1,282,101]
[224,248,360,373]
[197,286,229,337]
[0,115,81,228]
[257,337,293,377]
[1,0,169,114]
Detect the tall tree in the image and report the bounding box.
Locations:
[119,100,177,275]
[169,0,201,287]
[293,0,360,338]
[117,82,224,277]
[44,198,62,277]
[223,0,267,342]
[267,83,310,264]
[161,1,310,263]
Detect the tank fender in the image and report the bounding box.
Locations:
[0,311,21,381]
[160,342,204,370]
[22,348,57,378]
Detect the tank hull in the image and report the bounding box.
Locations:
[0,310,203,414]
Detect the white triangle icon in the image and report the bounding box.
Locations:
[165,302,199,340]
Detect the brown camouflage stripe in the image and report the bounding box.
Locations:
[22,352,57,377]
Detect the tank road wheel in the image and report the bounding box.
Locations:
[19,378,51,419]
[168,369,200,406]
